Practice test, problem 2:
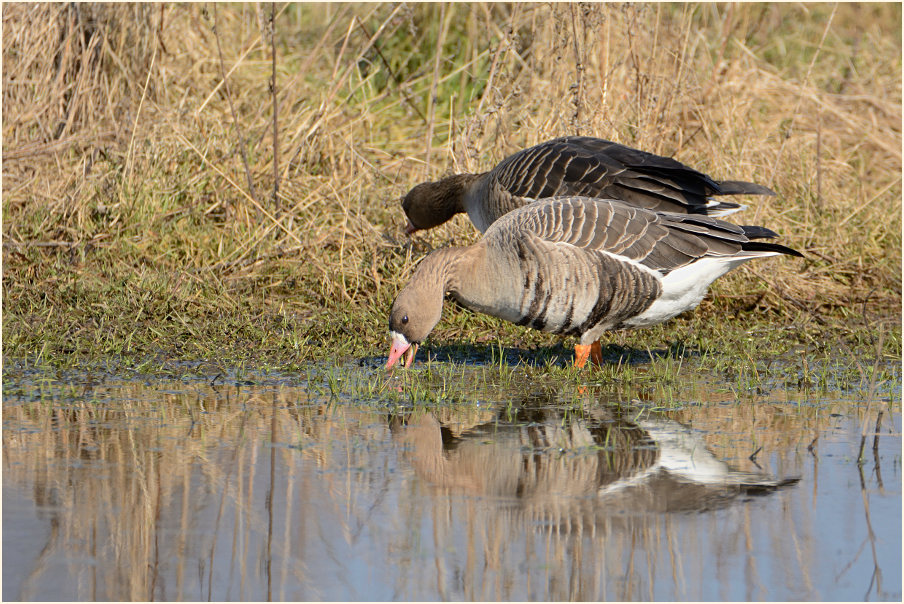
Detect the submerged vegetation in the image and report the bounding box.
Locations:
[2,4,901,374]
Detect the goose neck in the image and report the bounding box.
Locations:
[420,245,482,296]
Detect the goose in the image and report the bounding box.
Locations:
[386,196,801,369]
[392,409,798,513]
[401,136,775,234]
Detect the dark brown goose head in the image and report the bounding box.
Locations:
[401,174,480,234]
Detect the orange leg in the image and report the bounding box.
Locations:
[590,341,603,366]
[573,344,591,368]
[574,341,604,369]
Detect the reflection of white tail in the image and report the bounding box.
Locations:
[593,418,798,498]
[638,418,731,484]
[639,418,784,486]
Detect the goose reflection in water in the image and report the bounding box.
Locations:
[390,398,799,524]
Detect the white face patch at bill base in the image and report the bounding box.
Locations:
[387,331,419,369]
[386,331,411,369]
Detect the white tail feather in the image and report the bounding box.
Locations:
[624,254,776,327]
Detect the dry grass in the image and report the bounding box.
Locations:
[2,3,901,367]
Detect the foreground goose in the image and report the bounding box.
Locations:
[387,197,801,369]
[402,136,775,234]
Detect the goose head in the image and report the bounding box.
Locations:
[401,174,476,234]
[386,275,446,369]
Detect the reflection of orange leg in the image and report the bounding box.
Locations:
[590,341,603,366]
[574,344,591,368]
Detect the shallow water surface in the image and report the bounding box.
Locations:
[2,364,901,601]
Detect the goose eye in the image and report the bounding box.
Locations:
[401,315,409,325]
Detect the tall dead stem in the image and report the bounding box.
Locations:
[212,4,258,206]
[569,4,585,134]
[268,2,280,212]
[425,3,451,178]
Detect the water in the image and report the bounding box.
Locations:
[2,363,901,601]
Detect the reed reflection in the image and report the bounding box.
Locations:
[2,375,895,601]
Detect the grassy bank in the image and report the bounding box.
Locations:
[2,3,901,372]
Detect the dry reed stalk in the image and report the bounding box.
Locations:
[267,2,279,211]
[212,3,258,204]
[568,4,585,134]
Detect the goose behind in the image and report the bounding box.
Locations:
[387,197,801,369]
[401,136,775,234]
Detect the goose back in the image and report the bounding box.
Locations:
[404,136,777,234]
[490,196,795,274]
[480,137,774,224]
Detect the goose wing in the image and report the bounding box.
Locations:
[488,196,799,274]
[488,137,773,215]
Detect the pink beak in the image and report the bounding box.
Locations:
[404,221,418,236]
[386,332,418,370]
